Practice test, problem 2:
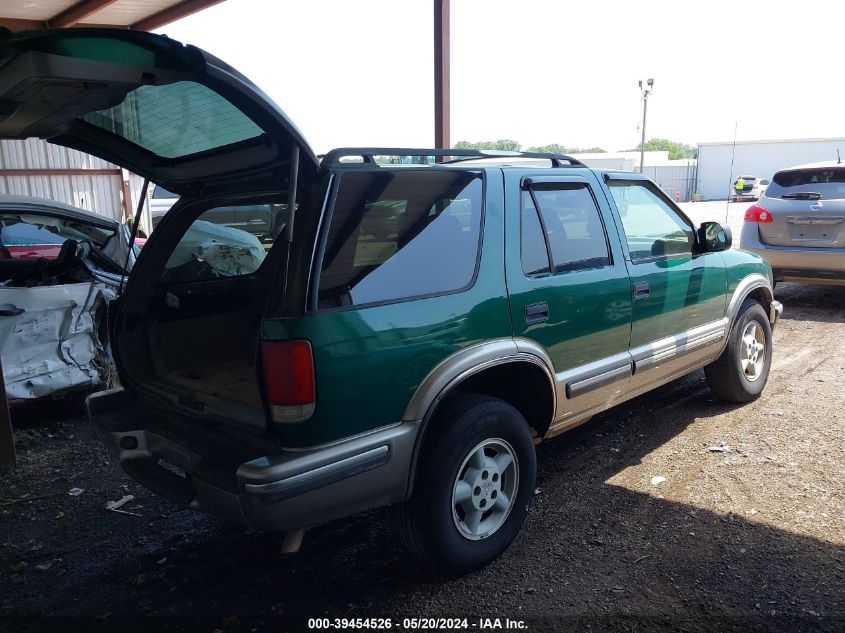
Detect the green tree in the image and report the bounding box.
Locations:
[526,144,606,154]
[454,139,522,151]
[631,138,697,160]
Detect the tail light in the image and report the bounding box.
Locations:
[744,204,773,223]
[261,340,315,423]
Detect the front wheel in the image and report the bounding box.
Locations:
[705,299,773,402]
[396,394,536,574]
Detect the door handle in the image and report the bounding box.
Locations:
[0,303,24,317]
[525,301,549,325]
[633,282,650,300]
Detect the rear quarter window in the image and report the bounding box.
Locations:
[317,170,483,309]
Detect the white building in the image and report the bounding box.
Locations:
[695,137,845,201]
[568,150,674,171]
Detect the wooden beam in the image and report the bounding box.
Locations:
[69,23,130,29]
[0,17,47,32]
[131,0,226,31]
[48,0,121,29]
[120,169,134,220]
[434,0,450,152]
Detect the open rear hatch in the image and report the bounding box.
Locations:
[0,29,321,429]
[0,29,318,192]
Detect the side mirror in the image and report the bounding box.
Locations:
[698,221,732,253]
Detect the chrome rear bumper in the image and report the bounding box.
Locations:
[88,389,417,532]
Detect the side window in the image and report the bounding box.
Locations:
[317,170,483,309]
[521,183,611,275]
[520,193,550,276]
[608,182,694,262]
[160,202,287,283]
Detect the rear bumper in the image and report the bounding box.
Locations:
[87,389,417,531]
[740,226,845,285]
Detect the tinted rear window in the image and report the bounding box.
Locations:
[82,81,263,159]
[767,169,845,199]
[317,170,483,309]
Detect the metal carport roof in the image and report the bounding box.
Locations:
[0,0,225,32]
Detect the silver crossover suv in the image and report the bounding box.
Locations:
[740,162,845,286]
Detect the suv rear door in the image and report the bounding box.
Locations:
[505,170,632,430]
[758,167,845,248]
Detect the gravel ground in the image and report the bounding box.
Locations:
[1,282,844,633]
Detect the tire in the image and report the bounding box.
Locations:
[396,394,536,574]
[705,299,773,402]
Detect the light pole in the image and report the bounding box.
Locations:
[638,78,654,173]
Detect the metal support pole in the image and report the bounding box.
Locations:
[0,357,14,467]
[638,78,653,173]
[434,0,450,156]
[639,94,648,173]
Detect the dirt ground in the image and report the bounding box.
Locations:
[1,282,844,633]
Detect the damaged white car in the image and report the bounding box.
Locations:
[0,195,134,400]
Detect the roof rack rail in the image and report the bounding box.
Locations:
[320,147,585,169]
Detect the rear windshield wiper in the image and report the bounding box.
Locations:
[781,191,822,200]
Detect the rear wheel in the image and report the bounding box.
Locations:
[397,394,536,574]
[705,299,772,402]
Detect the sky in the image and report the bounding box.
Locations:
[157,0,845,154]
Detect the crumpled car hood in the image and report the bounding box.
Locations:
[167,220,265,277]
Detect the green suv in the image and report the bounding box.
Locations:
[0,30,782,573]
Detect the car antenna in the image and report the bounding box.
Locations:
[726,121,738,225]
[119,178,149,295]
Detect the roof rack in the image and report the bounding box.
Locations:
[320,147,585,169]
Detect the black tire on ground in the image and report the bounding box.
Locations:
[396,394,537,574]
[705,299,773,402]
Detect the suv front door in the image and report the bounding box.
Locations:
[604,176,728,393]
[505,171,632,432]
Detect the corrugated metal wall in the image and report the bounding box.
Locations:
[643,163,697,202]
[0,139,150,229]
[696,138,845,201]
